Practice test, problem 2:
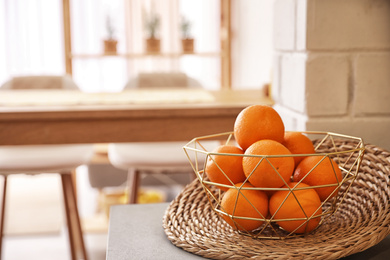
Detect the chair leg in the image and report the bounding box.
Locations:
[127,169,140,204]
[0,175,7,260]
[61,173,88,260]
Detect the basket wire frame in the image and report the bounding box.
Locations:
[183,131,365,239]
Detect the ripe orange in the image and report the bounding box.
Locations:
[220,182,269,231]
[243,140,295,188]
[234,105,285,150]
[283,132,316,166]
[293,156,342,201]
[205,145,246,191]
[269,182,322,234]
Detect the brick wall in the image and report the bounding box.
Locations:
[272,0,390,151]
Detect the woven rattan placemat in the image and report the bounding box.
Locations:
[163,143,390,259]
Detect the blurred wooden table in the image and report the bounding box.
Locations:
[0,89,272,145]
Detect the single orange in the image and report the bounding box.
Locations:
[220,182,269,231]
[269,182,322,234]
[234,105,285,150]
[283,132,316,166]
[293,156,343,201]
[243,140,295,188]
[205,145,246,191]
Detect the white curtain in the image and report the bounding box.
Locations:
[0,0,65,85]
[69,0,128,92]
[230,0,274,89]
[179,0,221,90]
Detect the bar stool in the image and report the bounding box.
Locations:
[107,140,220,204]
[0,75,93,260]
[107,142,192,204]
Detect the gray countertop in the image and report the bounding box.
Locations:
[106,203,203,260]
[106,203,390,260]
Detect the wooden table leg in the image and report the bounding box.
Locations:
[61,173,88,260]
[127,169,140,204]
[0,176,7,260]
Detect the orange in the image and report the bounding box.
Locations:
[205,145,246,191]
[269,182,322,234]
[293,156,343,201]
[234,105,285,150]
[220,182,269,231]
[243,139,295,188]
[283,132,316,166]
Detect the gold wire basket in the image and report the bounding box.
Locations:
[183,131,365,239]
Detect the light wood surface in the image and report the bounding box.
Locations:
[62,0,72,75]
[0,89,272,145]
[220,0,232,89]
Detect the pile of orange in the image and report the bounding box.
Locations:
[205,104,343,234]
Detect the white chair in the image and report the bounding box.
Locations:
[123,72,202,89]
[108,142,198,204]
[0,75,79,90]
[107,72,216,204]
[0,75,94,260]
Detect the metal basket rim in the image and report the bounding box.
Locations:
[183,130,365,157]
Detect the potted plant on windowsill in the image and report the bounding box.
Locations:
[104,15,118,55]
[144,11,161,53]
[180,16,194,53]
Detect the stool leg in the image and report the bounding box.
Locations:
[0,175,7,260]
[127,169,140,204]
[61,173,88,260]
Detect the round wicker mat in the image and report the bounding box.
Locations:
[163,143,390,259]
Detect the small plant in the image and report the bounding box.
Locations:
[144,11,160,39]
[106,15,116,40]
[104,14,118,54]
[180,15,194,52]
[180,16,192,39]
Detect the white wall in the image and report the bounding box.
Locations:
[231,0,274,89]
[273,0,390,151]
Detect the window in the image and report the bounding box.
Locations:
[0,0,274,92]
